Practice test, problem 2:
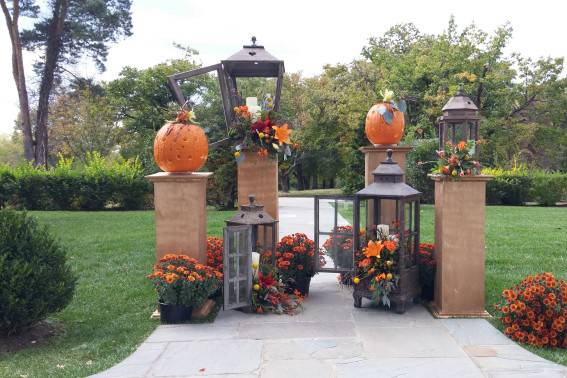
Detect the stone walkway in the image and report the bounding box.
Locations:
[93,197,567,378]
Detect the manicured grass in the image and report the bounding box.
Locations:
[0,210,234,378]
[2,206,565,375]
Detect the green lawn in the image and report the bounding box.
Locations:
[0,210,234,378]
[1,206,566,376]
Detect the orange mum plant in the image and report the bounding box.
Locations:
[206,236,224,272]
[147,254,223,307]
[495,273,567,348]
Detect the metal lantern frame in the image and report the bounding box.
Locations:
[353,149,422,313]
[167,37,285,147]
[437,85,480,157]
[223,195,278,310]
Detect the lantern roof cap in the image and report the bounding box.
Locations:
[356,149,421,198]
[226,195,277,225]
[442,84,478,112]
[222,36,284,77]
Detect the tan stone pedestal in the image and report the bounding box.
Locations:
[237,151,278,220]
[429,175,493,318]
[146,172,212,263]
[359,145,413,226]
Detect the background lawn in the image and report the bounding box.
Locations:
[1,205,565,377]
[0,210,234,378]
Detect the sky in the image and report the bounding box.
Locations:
[1,0,566,135]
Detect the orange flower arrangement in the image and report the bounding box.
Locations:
[495,272,567,349]
[147,254,223,307]
[206,236,224,272]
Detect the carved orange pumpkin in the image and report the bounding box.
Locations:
[365,102,405,145]
[153,117,208,173]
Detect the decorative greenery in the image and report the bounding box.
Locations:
[354,232,400,307]
[147,254,223,307]
[373,89,407,124]
[251,264,304,315]
[431,140,482,178]
[495,273,567,348]
[0,210,76,334]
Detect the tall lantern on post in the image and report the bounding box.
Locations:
[437,85,480,157]
[352,150,422,313]
[223,195,278,310]
[167,36,285,144]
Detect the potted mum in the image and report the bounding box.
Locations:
[147,254,223,324]
[276,233,317,296]
[418,243,436,301]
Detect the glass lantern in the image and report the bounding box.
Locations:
[353,149,422,313]
[437,85,480,157]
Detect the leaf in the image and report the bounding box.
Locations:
[377,105,387,115]
[383,110,393,124]
[396,99,407,113]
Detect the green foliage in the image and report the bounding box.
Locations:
[0,210,75,333]
[406,139,438,203]
[340,119,366,194]
[530,171,567,206]
[0,154,150,210]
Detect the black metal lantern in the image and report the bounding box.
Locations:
[167,37,285,147]
[353,149,421,313]
[437,85,480,156]
[223,195,278,310]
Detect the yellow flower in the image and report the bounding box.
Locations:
[353,277,360,285]
[252,263,259,270]
[451,170,458,177]
[258,132,265,138]
[386,273,393,280]
[272,123,291,145]
[253,284,260,291]
[234,106,241,113]
[234,151,241,158]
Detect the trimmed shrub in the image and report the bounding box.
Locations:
[483,167,533,205]
[0,168,17,207]
[531,172,567,206]
[0,210,76,333]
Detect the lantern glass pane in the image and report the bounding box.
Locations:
[228,256,237,277]
[238,279,248,302]
[454,123,468,143]
[228,281,236,305]
[223,225,253,310]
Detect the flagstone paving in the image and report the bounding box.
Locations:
[91,198,567,378]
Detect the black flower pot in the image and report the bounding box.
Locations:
[159,302,192,324]
[421,284,434,302]
[292,275,312,296]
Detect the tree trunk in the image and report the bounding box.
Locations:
[1,0,34,161]
[34,0,69,167]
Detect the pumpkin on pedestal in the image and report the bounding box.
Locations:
[365,90,406,146]
[154,110,208,173]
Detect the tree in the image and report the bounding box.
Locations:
[0,0,132,167]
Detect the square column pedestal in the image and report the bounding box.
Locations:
[146,172,213,263]
[237,151,279,221]
[359,145,413,226]
[429,175,493,318]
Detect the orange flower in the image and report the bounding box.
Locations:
[383,240,397,252]
[257,148,268,157]
[364,240,383,258]
[167,264,176,271]
[457,141,466,151]
[359,258,371,268]
[272,123,291,145]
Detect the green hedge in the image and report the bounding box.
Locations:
[0,153,151,211]
[482,167,567,206]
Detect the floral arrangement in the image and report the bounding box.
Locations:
[418,243,436,300]
[353,233,400,307]
[231,98,294,162]
[147,254,223,307]
[495,273,567,348]
[322,225,366,269]
[206,236,224,272]
[276,233,317,277]
[431,140,481,177]
[251,264,304,315]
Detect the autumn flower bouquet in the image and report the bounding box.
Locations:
[495,272,567,348]
[147,254,223,309]
[353,233,400,307]
[251,264,304,315]
[231,99,294,162]
[323,226,367,270]
[276,233,318,295]
[431,140,481,178]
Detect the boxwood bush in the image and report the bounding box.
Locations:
[0,153,151,211]
[0,210,76,333]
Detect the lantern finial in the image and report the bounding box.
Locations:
[456,83,465,96]
[248,194,256,205]
[386,149,393,163]
[251,36,257,46]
